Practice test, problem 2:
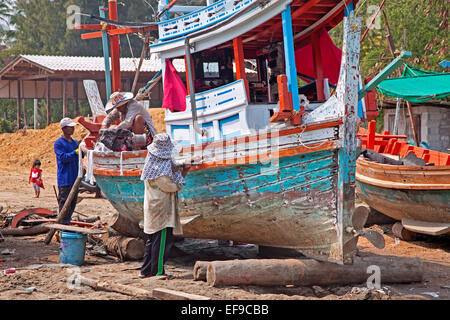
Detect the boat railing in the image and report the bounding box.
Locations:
[157,0,256,41]
[165,79,250,145]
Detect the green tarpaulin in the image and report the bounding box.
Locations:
[377,64,450,103]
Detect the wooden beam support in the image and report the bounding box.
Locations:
[74,79,79,116]
[311,31,325,101]
[406,101,419,147]
[62,78,67,118]
[233,37,250,100]
[281,5,300,111]
[46,78,51,126]
[16,80,21,130]
[108,0,121,92]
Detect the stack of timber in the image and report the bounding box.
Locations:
[103,213,146,260]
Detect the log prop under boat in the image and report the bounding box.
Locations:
[356,121,450,236]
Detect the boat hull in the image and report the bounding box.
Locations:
[94,148,345,260]
[355,157,450,234]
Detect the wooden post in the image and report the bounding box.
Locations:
[108,0,121,92]
[99,6,112,99]
[311,31,325,101]
[46,78,51,126]
[233,37,250,100]
[281,4,300,111]
[406,101,419,146]
[33,99,38,129]
[62,78,67,118]
[16,80,21,130]
[184,56,190,95]
[22,98,28,128]
[74,80,79,116]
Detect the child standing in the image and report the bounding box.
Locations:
[139,133,190,278]
[29,159,44,198]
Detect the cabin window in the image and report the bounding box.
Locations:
[203,62,220,78]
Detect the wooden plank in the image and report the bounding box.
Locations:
[402,218,450,236]
[43,223,106,235]
[152,287,210,300]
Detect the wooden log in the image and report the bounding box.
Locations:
[78,276,152,298]
[1,225,50,236]
[193,261,210,281]
[206,256,423,287]
[392,222,418,241]
[104,213,146,240]
[105,236,145,261]
[152,288,210,300]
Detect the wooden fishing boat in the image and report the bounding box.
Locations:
[356,121,450,236]
[78,0,401,265]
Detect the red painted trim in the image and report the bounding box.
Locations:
[108,0,121,92]
[233,37,250,99]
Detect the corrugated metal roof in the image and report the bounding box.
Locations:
[21,54,186,73]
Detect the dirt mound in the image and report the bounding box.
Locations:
[0,109,167,174]
[0,118,89,173]
[148,108,166,134]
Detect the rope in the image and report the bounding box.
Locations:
[126,34,138,70]
[297,124,329,150]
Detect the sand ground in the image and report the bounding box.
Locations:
[0,169,449,301]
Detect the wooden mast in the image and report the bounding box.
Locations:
[108,0,121,92]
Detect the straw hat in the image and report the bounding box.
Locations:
[105,91,134,112]
[147,133,174,159]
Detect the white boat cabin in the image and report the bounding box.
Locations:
[151,0,361,145]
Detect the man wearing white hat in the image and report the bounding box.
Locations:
[102,91,157,147]
[54,117,79,225]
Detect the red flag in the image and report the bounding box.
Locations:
[162,59,188,112]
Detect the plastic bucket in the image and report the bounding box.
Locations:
[59,231,87,266]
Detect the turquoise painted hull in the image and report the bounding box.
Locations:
[95,149,344,260]
[356,181,450,224]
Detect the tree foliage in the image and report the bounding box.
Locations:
[330,0,448,78]
[0,0,159,64]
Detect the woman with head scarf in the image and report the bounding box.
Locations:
[139,133,191,278]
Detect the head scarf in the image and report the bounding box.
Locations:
[140,133,185,185]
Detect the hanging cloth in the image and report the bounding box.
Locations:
[162,59,188,112]
[294,27,342,86]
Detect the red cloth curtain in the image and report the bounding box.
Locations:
[294,28,342,85]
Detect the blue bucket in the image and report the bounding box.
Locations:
[59,231,87,266]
